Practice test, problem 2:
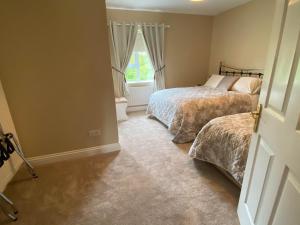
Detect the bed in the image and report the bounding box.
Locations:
[147,63,263,143]
[189,113,254,186]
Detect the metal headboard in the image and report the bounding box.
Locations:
[218,62,264,78]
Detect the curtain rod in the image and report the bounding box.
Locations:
[107,22,170,28]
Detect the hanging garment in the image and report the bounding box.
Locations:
[4,134,15,154]
[0,141,10,163]
[0,134,16,167]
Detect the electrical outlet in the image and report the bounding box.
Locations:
[88,129,102,137]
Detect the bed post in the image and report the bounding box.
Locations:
[219,62,223,75]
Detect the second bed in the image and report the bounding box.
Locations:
[189,113,254,186]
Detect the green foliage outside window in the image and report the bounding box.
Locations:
[125,52,154,82]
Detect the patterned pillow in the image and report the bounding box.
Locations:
[216,76,239,91]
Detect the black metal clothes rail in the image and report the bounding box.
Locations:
[0,132,37,221]
[0,192,18,221]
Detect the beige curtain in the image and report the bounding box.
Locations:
[108,21,138,97]
[141,23,166,91]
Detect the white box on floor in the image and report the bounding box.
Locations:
[115,97,128,122]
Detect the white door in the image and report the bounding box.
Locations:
[238,0,300,225]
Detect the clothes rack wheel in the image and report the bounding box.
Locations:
[0,193,18,221]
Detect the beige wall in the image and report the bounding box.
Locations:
[0,0,275,159]
[0,0,118,157]
[0,81,23,191]
[107,9,213,87]
[209,0,275,74]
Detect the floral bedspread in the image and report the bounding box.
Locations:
[189,113,254,185]
[147,86,253,143]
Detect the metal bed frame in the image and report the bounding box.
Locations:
[219,61,264,78]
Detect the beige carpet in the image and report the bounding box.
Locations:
[1,111,240,225]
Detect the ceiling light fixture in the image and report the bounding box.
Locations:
[190,0,204,2]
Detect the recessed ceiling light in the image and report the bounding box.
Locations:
[190,0,204,2]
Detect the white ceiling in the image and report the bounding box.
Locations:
[106,0,252,16]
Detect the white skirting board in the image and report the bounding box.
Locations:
[127,105,148,112]
[28,143,121,166]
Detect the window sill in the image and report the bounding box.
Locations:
[127,81,154,87]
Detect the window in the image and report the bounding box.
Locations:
[125,30,154,83]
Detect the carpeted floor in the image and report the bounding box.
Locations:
[1,111,240,225]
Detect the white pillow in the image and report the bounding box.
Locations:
[204,75,224,88]
[231,77,262,94]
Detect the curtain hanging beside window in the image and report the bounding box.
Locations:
[108,21,138,97]
[141,23,166,91]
